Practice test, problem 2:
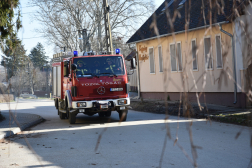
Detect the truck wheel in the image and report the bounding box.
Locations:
[105,111,111,117]
[119,110,128,121]
[99,112,105,117]
[59,112,66,119]
[55,99,59,109]
[69,112,76,124]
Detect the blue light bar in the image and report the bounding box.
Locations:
[115,48,120,54]
[73,51,78,56]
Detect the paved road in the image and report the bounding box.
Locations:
[0,99,251,168]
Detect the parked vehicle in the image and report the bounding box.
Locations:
[52,51,134,124]
[20,94,37,99]
[52,0,136,124]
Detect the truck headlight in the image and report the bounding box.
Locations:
[118,99,127,105]
[77,102,86,107]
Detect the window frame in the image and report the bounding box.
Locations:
[191,38,198,71]
[170,42,182,72]
[177,42,183,72]
[148,47,155,74]
[158,45,163,73]
[215,34,223,69]
[204,36,214,70]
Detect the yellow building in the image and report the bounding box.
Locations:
[127,0,251,108]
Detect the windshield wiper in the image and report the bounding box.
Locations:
[100,72,117,77]
[85,73,100,78]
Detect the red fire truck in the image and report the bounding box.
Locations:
[52,50,134,124]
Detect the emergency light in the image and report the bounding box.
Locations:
[115,48,120,54]
[73,51,78,56]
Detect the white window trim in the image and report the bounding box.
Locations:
[158,45,163,73]
[170,42,183,72]
[169,42,177,72]
[177,42,183,72]
[148,47,155,74]
[215,34,223,69]
[191,38,198,71]
[204,36,214,70]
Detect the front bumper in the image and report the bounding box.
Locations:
[72,98,130,110]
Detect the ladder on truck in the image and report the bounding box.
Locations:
[103,0,113,54]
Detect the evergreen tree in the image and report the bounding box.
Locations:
[29,43,48,69]
[0,0,22,52]
[1,38,27,79]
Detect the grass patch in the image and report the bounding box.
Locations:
[37,97,50,99]
[210,112,252,126]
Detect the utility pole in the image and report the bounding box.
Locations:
[82,29,87,52]
[46,65,49,98]
[97,8,102,52]
[103,0,113,54]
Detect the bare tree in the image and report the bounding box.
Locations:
[10,60,47,97]
[30,0,155,53]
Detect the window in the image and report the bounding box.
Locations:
[73,56,125,77]
[192,39,198,70]
[160,0,174,14]
[177,43,182,71]
[204,37,213,70]
[158,46,163,72]
[170,44,176,71]
[170,42,182,72]
[216,35,223,69]
[149,47,155,73]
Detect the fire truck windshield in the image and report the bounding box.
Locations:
[74,56,125,77]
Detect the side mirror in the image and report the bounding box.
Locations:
[71,64,77,71]
[131,58,136,69]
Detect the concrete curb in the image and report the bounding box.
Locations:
[0,112,44,140]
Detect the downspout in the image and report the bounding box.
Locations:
[136,48,141,99]
[218,23,237,104]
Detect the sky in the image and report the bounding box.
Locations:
[2,0,164,60]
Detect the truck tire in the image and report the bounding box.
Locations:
[58,100,66,119]
[55,99,59,109]
[119,110,128,121]
[59,111,66,119]
[105,111,111,117]
[98,112,105,117]
[69,112,76,124]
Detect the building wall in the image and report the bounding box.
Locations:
[136,23,235,94]
[135,23,248,107]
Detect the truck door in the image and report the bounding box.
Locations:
[63,61,70,97]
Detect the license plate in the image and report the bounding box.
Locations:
[100,105,108,109]
[79,109,85,112]
[120,106,125,110]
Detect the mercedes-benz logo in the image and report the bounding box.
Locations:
[97,86,105,95]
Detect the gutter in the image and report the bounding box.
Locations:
[218,23,237,104]
[127,21,228,45]
[136,51,141,99]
